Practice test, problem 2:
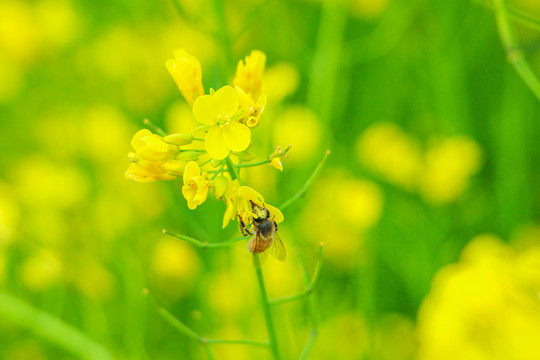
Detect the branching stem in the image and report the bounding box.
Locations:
[493,0,540,101]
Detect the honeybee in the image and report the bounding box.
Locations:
[240,203,286,268]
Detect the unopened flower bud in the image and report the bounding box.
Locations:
[163,160,187,175]
[164,133,194,146]
[210,159,224,168]
[270,157,283,171]
[176,151,199,161]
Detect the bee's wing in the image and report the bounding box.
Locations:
[271,232,286,262]
[252,233,270,268]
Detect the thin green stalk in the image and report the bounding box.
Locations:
[508,5,540,31]
[225,156,241,184]
[205,339,269,347]
[298,329,318,360]
[143,118,166,136]
[162,230,249,249]
[493,0,540,101]
[210,164,224,180]
[279,150,330,211]
[203,345,216,360]
[156,305,202,340]
[270,244,323,305]
[477,0,540,31]
[255,268,280,360]
[299,263,321,359]
[0,292,115,360]
[234,159,270,168]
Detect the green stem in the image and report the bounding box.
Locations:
[508,5,540,31]
[234,159,270,168]
[156,305,202,340]
[493,0,540,101]
[163,230,249,249]
[225,156,241,184]
[255,268,280,360]
[270,244,323,305]
[210,164,224,180]
[298,329,318,360]
[279,150,330,211]
[0,292,115,360]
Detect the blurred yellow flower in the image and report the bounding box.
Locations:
[349,0,390,19]
[419,135,482,204]
[0,182,19,245]
[193,85,250,159]
[72,257,115,301]
[373,313,415,360]
[151,237,202,298]
[182,161,210,209]
[299,171,383,268]
[356,122,422,190]
[20,250,63,291]
[166,48,204,106]
[233,50,266,100]
[272,106,322,164]
[416,233,540,360]
[262,62,300,105]
[0,1,40,63]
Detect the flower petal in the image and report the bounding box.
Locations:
[264,203,284,223]
[183,161,200,184]
[193,95,217,124]
[205,126,229,159]
[237,186,264,203]
[214,86,240,117]
[223,122,251,152]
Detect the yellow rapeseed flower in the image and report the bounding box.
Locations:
[125,159,176,182]
[419,135,482,204]
[166,49,204,106]
[182,161,210,209]
[131,129,178,161]
[192,85,251,159]
[233,50,266,100]
[237,86,266,128]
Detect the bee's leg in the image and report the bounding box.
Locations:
[238,216,253,236]
[274,221,278,231]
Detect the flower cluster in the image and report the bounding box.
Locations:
[126,49,286,232]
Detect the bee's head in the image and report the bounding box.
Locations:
[253,206,270,223]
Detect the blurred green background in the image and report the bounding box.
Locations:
[1,0,540,359]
